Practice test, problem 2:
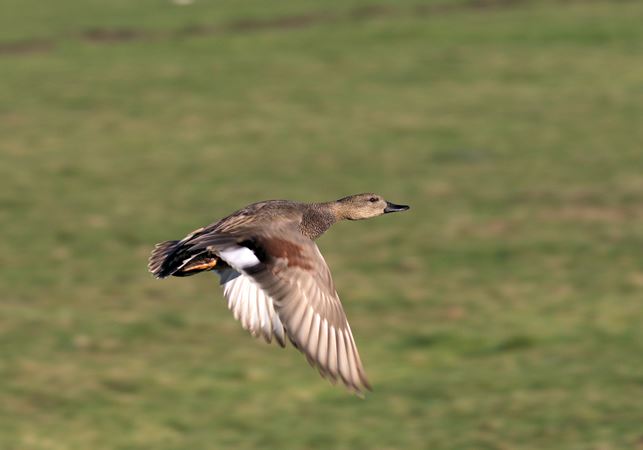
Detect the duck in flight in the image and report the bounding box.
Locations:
[148,193,410,394]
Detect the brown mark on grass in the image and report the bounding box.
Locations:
[414,0,524,15]
[224,12,335,32]
[0,39,54,55]
[82,28,149,43]
[0,0,552,57]
[349,5,397,20]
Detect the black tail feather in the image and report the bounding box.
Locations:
[148,240,181,278]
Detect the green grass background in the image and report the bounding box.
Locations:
[1,0,642,449]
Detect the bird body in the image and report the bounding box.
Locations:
[148,193,409,394]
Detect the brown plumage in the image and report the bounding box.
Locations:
[148,193,409,395]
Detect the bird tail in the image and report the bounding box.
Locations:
[148,240,221,279]
[148,240,181,278]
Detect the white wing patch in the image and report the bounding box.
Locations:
[217,269,286,347]
[218,246,261,270]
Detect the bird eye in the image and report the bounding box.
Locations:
[369,197,378,203]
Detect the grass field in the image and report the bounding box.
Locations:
[1,0,643,449]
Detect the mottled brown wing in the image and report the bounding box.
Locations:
[247,233,372,394]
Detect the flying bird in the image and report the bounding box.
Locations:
[148,193,410,394]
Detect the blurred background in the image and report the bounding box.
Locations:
[1,0,642,449]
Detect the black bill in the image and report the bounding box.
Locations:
[384,201,410,213]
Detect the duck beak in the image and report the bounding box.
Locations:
[384,201,410,213]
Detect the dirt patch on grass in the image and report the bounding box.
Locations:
[0,39,54,55]
[415,0,524,15]
[82,28,149,43]
[225,12,336,32]
[0,0,599,56]
[349,5,397,19]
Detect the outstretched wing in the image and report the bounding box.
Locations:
[189,225,371,394]
[218,268,287,347]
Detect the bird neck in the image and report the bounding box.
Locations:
[300,202,342,240]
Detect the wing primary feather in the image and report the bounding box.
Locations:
[327,326,339,383]
[317,318,331,379]
[224,283,236,310]
[247,282,259,335]
[257,293,271,342]
[236,279,248,329]
[273,315,286,347]
[252,290,262,337]
[346,325,372,391]
[268,299,286,347]
[236,280,248,326]
[343,329,361,392]
[287,296,308,337]
[336,329,351,387]
[228,280,243,321]
[239,282,251,330]
[307,313,321,368]
[298,306,315,351]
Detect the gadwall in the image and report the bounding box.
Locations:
[148,193,409,394]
